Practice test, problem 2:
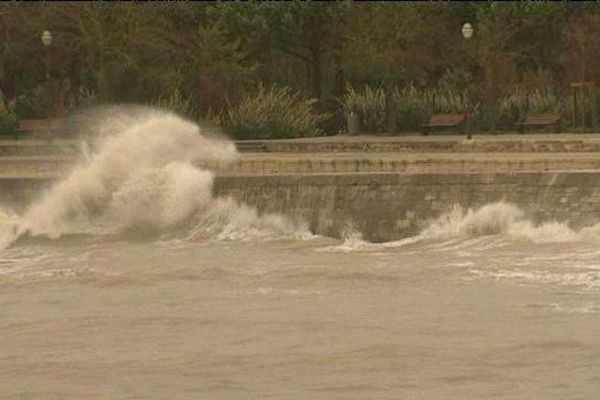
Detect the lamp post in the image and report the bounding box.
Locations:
[41,30,52,81]
[41,30,52,118]
[461,22,474,139]
[461,22,474,40]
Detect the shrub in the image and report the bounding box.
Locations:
[218,84,329,139]
[339,84,388,133]
[392,84,431,131]
[393,84,471,131]
[497,86,565,129]
[150,89,194,119]
[0,91,17,136]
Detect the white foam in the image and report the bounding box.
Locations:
[0,107,310,251]
[418,202,583,244]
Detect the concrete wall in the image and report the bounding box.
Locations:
[3,172,600,242]
[214,172,600,242]
[244,137,600,153]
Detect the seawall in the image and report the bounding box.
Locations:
[214,172,600,241]
[239,134,600,153]
[5,172,600,242]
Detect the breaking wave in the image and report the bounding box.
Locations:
[390,201,600,246]
[419,202,579,243]
[0,107,309,251]
[328,202,600,252]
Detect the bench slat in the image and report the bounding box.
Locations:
[516,112,561,127]
[422,113,466,128]
[18,118,65,132]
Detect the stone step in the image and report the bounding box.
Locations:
[0,156,77,175]
[235,141,268,153]
[5,152,600,177]
[221,156,600,174]
[6,136,600,158]
[243,135,600,153]
[0,140,80,157]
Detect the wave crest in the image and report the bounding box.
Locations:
[420,202,579,243]
[0,108,310,250]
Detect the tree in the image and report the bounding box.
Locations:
[561,9,600,83]
[210,2,348,101]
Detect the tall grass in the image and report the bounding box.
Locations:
[497,86,565,129]
[341,83,472,133]
[150,89,194,118]
[341,83,568,134]
[338,84,388,133]
[217,84,329,139]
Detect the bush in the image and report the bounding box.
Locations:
[0,91,17,136]
[497,86,565,129]
[341,83,473,133]
[218,84,329,139]
[339,84,388,133]
[150,89,194,119]
[391,84,431,131]
[339,82,571,134]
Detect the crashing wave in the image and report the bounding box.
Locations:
[0,107,310,251]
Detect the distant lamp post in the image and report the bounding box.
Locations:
[41,30,53,118]
[461,22,474,40]
[41,30,52,81]
[462,22,474,139]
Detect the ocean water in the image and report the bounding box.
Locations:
[1,109,599,399]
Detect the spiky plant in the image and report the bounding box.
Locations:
[339,84,388,133]
[219,84,329,139]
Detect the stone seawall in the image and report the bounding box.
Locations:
[242,135,600,153]
[214,173,600,241]
[3,172,600,242]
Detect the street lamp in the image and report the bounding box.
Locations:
[41,30,53,118]
[461,22,474,139]
[41,30,52,81]
[461,23,474,40]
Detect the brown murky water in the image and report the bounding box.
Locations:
[1,110,598,399]
[1,231,599,400]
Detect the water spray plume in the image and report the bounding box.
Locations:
[0,107,309,250]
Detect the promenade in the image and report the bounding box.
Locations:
[2,134,600,177]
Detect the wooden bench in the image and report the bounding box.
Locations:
[235,141,268,153]
[17,118,65,140]
[515,112,561,133]
[421,113,467,135]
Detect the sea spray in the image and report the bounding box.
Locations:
[316,223,374,252]
[353,202,596,251]
[0,207,20,250]
[415,202,580,244]
[0,107,309,250]
[21,109,235,238]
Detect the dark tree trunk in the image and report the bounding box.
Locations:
[332,33,345,101]
[310,33,322,101]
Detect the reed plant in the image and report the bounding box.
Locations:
[497,86,565,129]
[341,82,474,133]
[339,84,388,133]
[151,89,194,119]
[391,84,431,131]
[218,84,329,139]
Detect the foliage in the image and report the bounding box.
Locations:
[341,83,472,133]
[1,3,599,136]
[392,84,432,131]
[497,86,565,128]
[339,84,388,133]
[218,84,329,139]
[0,89,16,135]
[149,89,193,119]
